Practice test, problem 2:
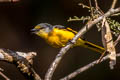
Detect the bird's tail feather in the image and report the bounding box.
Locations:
[83,41,105,53]
[76,39,105,53]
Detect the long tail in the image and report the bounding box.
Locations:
[84,41,105,53]
[76,39,105,53]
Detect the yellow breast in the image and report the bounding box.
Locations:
[46,28,75,48]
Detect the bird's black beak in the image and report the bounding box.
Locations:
[31,28,39,33]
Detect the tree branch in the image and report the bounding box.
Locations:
[114,34,120,46]
[44,7,120,80]
[0,70,10,80]
[60,26,120,80]
[104,20,116,69]
[60,53,120,80]
[111,0,118,9]
[0,48,41,80]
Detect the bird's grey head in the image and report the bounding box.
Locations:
[31,23,53,33]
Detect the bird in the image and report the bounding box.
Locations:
[31,23,104,53]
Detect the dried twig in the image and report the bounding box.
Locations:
[0,71,10,80]
[94,0,117,68]
[104,20,116,69]
[94,0,99,9]
[111,0,118,9]
[114,34,120,46]
[67,16,91,22]
[0,48,41,80]
[98,25,120,63]
[60,31,120,80]
[89,0,94,17]
[78,3,91,9]
[44,7,120,80]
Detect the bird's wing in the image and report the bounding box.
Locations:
[53,25,78,34]
[66,27,78,34]
[66,27,86,40]
[53,25,65,29]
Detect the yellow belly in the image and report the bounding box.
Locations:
[46,28,75,48]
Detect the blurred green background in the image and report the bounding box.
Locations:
[0,0,120,80]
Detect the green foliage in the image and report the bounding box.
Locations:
[67,16,91,22]
[107,18,120,36]
[67,3,120,37]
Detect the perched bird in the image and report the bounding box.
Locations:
[31,23,104,53]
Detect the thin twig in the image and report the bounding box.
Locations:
[94,0,98,9]
[60,53,120,80]
[89,0,94,17]
[44,7,120,80]
[78,3,91,9]
[114,34,120,46]
[0,71,10,80]
[67,16,91,22]
[94,0,104,15]
[97,51,107,63]
[111,0,118,9]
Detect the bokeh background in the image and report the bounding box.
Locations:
[0,0,120,80]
